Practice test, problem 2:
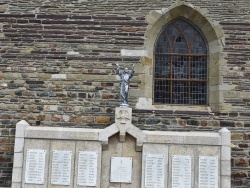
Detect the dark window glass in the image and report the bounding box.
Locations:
[154,19,208,105]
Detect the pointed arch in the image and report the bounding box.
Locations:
[136,3,227,112]
[154,18,208,105]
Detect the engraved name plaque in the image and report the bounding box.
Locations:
[25,149,46,184]
[110,157,132,183]
[172,155,192,188]
[77,151,98,186]
[145,154,165,188]
[199,156,218,188]
[51,150,72,185]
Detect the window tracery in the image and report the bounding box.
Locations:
[154,19,208,105]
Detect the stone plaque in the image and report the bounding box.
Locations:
[25,149,46,184]
[172,155,192,188]
[77,151,98,186]
[145,154,165,188]
[51,150,72,185]
[110,157,132,183]
[199,156,218,188]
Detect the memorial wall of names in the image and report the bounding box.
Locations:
[13,114,229,188]
[23,148,219,187]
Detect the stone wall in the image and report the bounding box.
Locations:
[0,0,249,187]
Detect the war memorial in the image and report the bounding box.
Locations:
[12,68,230,187]
[0,0,249,187]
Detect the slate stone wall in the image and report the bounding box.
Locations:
[0,0,249,187]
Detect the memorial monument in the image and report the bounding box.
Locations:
[11,69,231,187]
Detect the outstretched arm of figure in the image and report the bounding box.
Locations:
[116,63,122,75]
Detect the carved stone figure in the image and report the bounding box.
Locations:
[116,64,135,107]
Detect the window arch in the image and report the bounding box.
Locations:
[154,19,208,105]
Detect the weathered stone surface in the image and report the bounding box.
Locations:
[145,117,161,125]
[96,116,111,124]
[231,172,248,179]
[235,158,249,167]
[207,120,220,127]
[0,4,8,13]
[178,119,187,126]
[231,133,243,140]
[200,120,207,127]
[0,0,249,186]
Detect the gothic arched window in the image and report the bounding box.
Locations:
[154,19,208,105]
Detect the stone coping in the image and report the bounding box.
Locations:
[144,130,221,145]
[25,126,102,140]
[24,125,221,146]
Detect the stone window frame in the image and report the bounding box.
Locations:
[135,2,230,113]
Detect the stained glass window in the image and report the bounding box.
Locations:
[154,19,208,105]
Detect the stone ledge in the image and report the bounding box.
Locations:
[121,49,148,57]
[24,123,225,146]
[144,130,221,145]
[25,126,101,140]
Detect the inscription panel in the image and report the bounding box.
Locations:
[77,151,98,186]
[172,155,192,188]
[110,157,132,183]
[199,156,218,188]
[51,150,72,185]
[145,154,165,188]
[25,149,46,184]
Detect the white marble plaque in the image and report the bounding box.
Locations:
[25,149,46,184]
[77,151,98,186]
[199,156,218,188]
[172,155,192,188]
[110,157,132,183]
[51,150,72,185]
[145,154,165,188]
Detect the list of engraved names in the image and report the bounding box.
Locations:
[172,155,192,188]
[145,154,165,188]
[199,156,218,188]
[51,150,72,185]
[77,151,98,186]
[25,149,46,184]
